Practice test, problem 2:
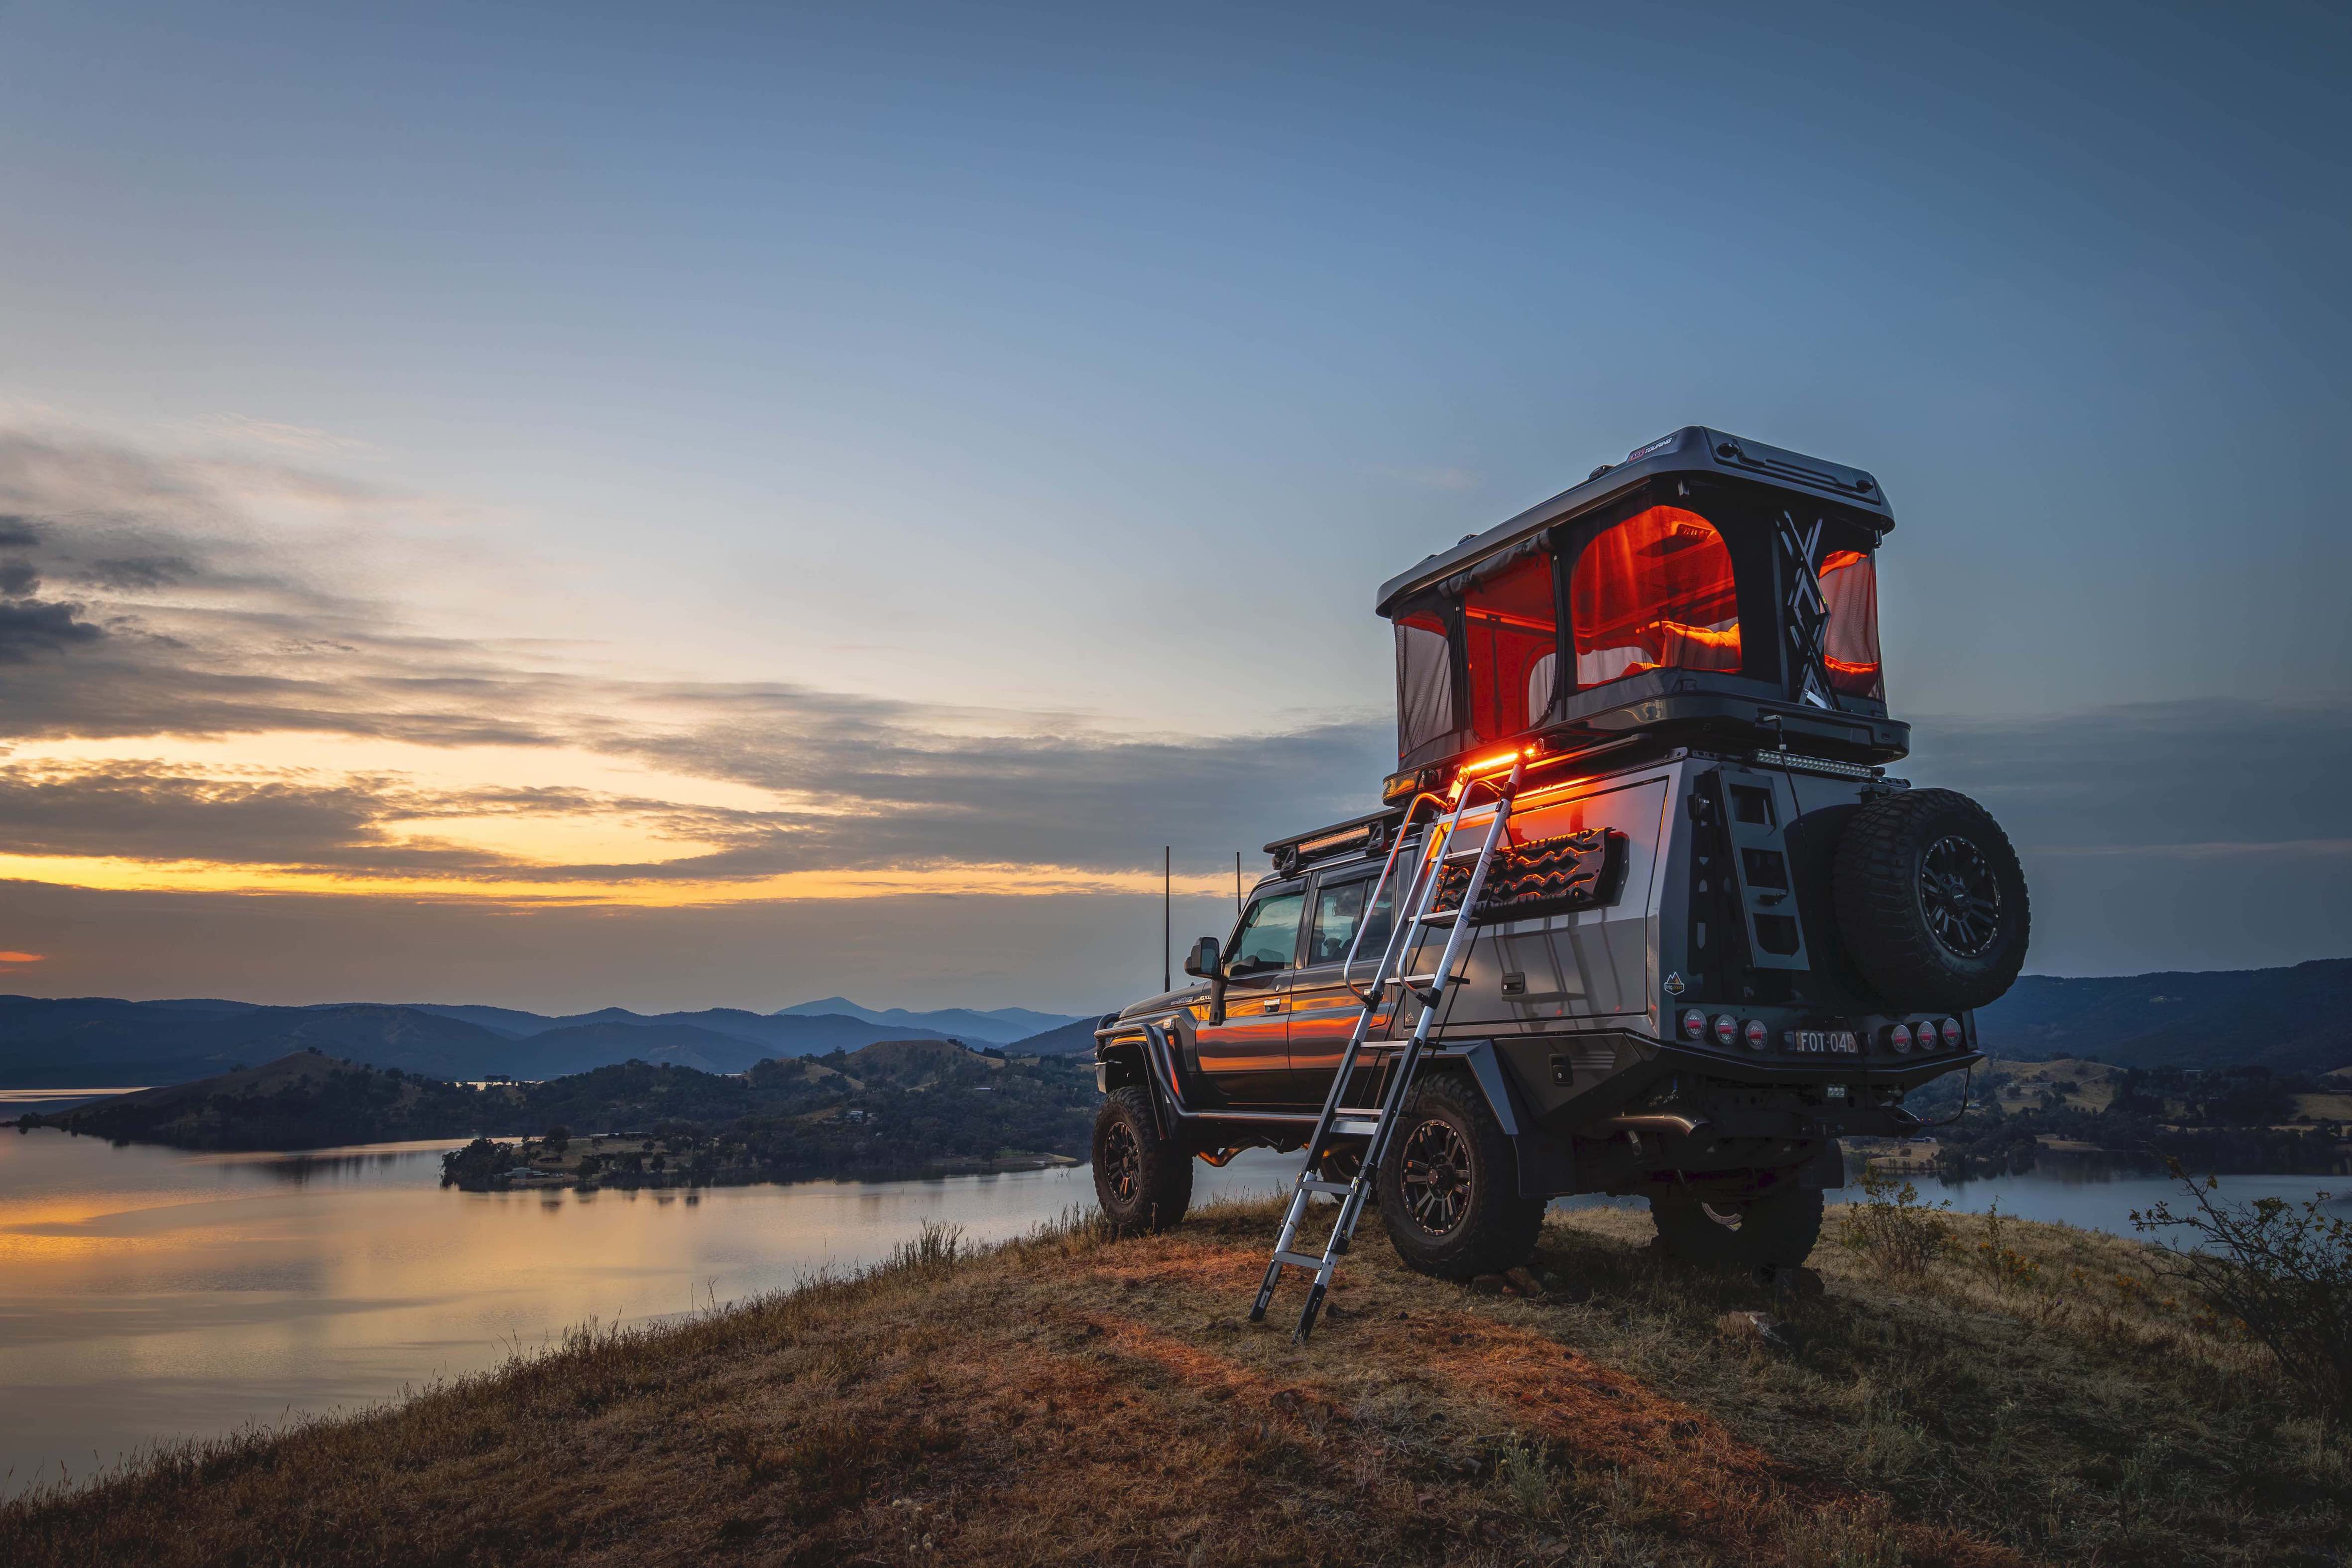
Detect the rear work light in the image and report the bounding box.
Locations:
[1885,1022,1913,1053]
[1939,1017,1964,1049]
[1712,1013,1738,1046]
[1742,1018,1769,1050]
[1681,1008,1707,1041]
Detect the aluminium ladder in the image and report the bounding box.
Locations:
[1248,755,1524,1342]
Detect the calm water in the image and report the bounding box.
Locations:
[0,1126,2343,1496]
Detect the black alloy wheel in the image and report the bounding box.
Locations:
[1832,787,2030,1012]
[1397,1119,1474,1236]
[1090,1085,1193,1236]
[1920,835,2001,958]
[1100,1118,1143,1206]
[1374,1073,1547,1280]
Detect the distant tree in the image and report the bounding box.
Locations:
[543,1124,571,1155]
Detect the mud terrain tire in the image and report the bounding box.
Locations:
[1651,1187,1824,1268]
[1091,1086,1193,1235]
[1376,1073,1546,1280]
[1833,787,2029,1012]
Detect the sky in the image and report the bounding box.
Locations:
[0,0,2346,1013]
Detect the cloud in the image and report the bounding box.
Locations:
[0,598,106,662]
[0,421,1393,888]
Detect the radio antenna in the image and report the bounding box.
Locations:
[1235,851,1242,914]
[1163,846,1171,993]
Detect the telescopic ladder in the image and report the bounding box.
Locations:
[1249,755,1524,1342]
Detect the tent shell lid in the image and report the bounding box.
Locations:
[1373,426,1892,619]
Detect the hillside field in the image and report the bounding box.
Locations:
[2,1198,2340,1567]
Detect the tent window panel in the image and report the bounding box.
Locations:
[1462,550,1558,744]
[1395,613,1454,761]
[1819,549,1884,701]
[1571,506,1741,689]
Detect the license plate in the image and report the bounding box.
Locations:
[1787,1030,1859,1054]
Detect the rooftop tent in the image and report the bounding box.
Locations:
[1380,428,1904,777]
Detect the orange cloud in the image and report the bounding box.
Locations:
[0,952,45,963]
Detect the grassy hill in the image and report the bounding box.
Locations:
[0,1198,2338,1566]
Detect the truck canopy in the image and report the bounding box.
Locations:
[1381,427,1895,774]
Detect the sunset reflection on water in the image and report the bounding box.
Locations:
[0,1127,1297,1494]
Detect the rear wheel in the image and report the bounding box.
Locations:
[1651,1187,1824,1268]
[1091,1086,1192,1235]
[1376,1074,1546,1279]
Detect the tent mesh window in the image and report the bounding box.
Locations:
[1569,505,1741,691]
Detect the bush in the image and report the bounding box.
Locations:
[2133,1165,2352,1427]
[1840,1166,1952,1277]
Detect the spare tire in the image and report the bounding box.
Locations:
[1832,787,2029,1012]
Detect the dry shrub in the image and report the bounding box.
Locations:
[1838,1166,1952,1277]
[1975,1201,2042,1292]
[2134,1167,2352,1428]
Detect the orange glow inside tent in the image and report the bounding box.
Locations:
[1570,506,1742,687]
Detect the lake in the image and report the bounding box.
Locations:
[2,1124,2344,1498]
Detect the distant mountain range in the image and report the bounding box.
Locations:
[0,995,1094,1090]
[13,957,2343,1093]
[1976,957,2352,1075]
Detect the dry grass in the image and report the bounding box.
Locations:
[2,1198,2345,1567]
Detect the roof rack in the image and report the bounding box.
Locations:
[1262,807,1408,875]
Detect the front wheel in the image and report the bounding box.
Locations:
[1651,1187,1824,1268]
[1375,1074,1547,1279]
[1091,1086,1193,1235]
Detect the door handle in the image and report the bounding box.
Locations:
[1263,999,1284,1012]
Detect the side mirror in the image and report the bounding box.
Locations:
[1182,936,1220,978]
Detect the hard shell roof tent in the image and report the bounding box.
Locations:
[1376,426,1904,802]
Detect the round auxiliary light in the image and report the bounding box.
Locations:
[1712,1013,1739,1046]
[1743,1018,1769,1050]
[1939,1017,1965,1049]
[1885,1022,1913,1053]
[1681,1008,1708,1042]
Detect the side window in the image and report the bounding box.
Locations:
[1306,877,1396,966]
[1228,890,1305,971]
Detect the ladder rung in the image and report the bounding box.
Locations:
[1417,909,1460,928]
[1442,845,1487,863]
[1271,1249,1328,1271]
[1298,1180,1352,1196]
[1332,1117,1380,1136]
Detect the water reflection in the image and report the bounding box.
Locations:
[1,1125,2337,1499]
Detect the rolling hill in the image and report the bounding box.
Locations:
[0,997,966,1089]
[1974,956,2352,1073]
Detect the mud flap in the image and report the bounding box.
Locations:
[1453,1040,1577,1200]
[1798,1136,1846,1192]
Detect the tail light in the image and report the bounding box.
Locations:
[1885,1022,1913,1053]
[1712,1014,1738,1046]
[1742,1018,1769,1050]
[1939,1017,1964,1049]
[1681,1008,1707,1041]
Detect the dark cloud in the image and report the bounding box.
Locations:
[0,516,38,548]
[0,598,105,663]
[0,560,37,597]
